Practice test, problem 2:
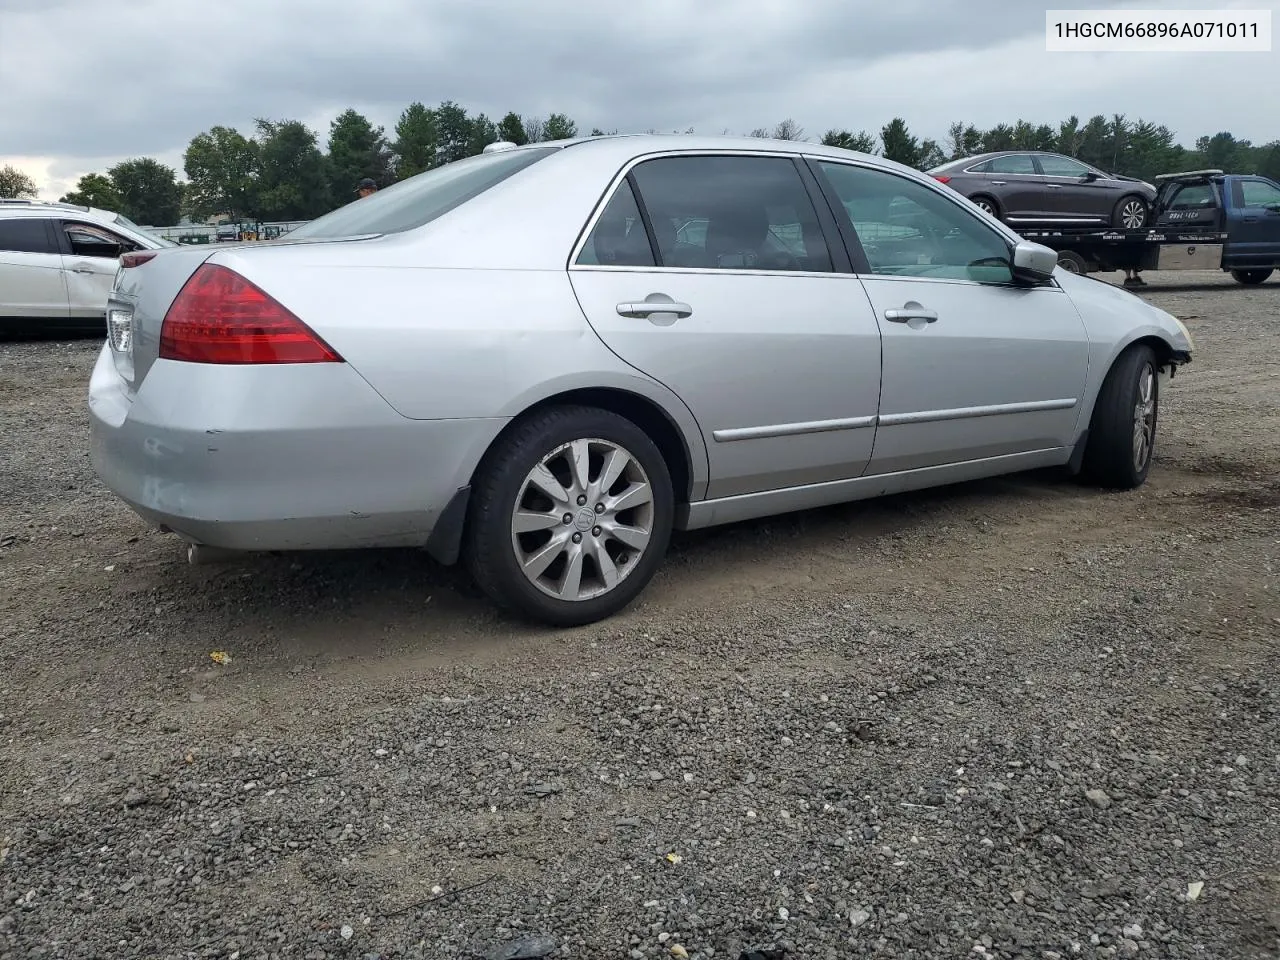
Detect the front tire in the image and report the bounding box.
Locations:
[1057,250,1089,274]
[1113,195,1149,230]
[1079,345,1159,490]
[464,405,674,627]
[1231,268,1273,285]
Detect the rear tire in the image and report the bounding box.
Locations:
[1112,195,1149,230]
[1078,345,1159,490]
[464,405,674,627]
[970,195,1000,219]
[1231,268,1273,285]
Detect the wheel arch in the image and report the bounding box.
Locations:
[1074,332,1180,443]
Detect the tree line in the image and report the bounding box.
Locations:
[3,104,1278,226]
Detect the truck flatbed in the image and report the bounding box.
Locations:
[1010,170,1280,286]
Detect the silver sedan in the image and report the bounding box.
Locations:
[89,135,1194,626]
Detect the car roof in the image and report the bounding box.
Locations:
[0,199,121,222]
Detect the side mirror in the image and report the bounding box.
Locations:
[1082,171,1100,182]
[1011,240,1058,283]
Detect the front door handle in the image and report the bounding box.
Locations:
[990,180,1006,186]
[884,307,938,324]
[70,263,95,275]
[1045,183,1062,189]
[1244,216,1259,223]
[616,294,692,323]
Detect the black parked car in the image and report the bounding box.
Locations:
[928,151,1158,230]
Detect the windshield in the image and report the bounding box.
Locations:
[289,146,560,240]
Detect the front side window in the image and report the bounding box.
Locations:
[1240,179,1280,208]
[289,146,559,240]
[64,222,133,257]
[624,155,833,272]
[987,154,1036,175]
[1037,155,1091,177]
[0,218,55,255]
[817,162,1014,283]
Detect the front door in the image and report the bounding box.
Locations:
[1034,153,1112,224]
[569,153,884,500]
[1228,177,1280,266]
[811,159,1091,475]
[58,221,129,319]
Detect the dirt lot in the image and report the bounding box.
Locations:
[1,270,1277,960]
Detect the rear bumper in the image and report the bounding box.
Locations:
[88,346,508,552]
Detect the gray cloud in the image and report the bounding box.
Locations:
[2,0,1277,186]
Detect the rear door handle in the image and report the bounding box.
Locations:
[616,299,692,320]
[884,308,938,323]
[990,180,1006,186]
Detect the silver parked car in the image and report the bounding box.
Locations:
[89,135,1194,626]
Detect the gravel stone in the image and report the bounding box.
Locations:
[1,275,1278,958]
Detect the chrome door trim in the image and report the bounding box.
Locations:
[878,397,1077,427]
[712,415,877,443]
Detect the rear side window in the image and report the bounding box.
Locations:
[987,155,1036,175]
[288,147,559,240]
[576,179,655,266]
[0,218,55,254]
[1169,184,1215,209]
[626,155,833,272]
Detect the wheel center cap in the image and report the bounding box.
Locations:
[574,508,596,532]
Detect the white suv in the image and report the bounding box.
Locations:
[0,200,174,336]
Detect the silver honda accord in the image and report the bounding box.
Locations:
[89,134,1194,626]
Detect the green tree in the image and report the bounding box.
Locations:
[1056,116,1082,157]
[108,157,182,225]
[822,129,877,153]
[393,102,437,179]
[60,172,121,210]
[433,101,473,165]
[0,164,38,199]
[880,118,922,167]
[945,122,982,160]
[327,108,394,199]
[497,112,528,145]
[980,123,1016,152]
[543,113,578,140]
[254,118,331,220]
[184,125,259,220]
[468,113,499,156]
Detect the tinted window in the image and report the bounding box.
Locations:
[817,162,1014,284]
[628,156,833,272]
[288,147,559,240]
[987,154,1036,175]
[1037,155,1091,177]
[1169,184,1216,209]
[966,159,992,173]
[0,218,54,254]
[576,178,655,266]
[1240,179,1280,207]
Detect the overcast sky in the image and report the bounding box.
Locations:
[2,0,1276,200]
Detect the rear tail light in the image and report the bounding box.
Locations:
[932,175,952,184]
[120,251,158,268]
[159,264,342,365]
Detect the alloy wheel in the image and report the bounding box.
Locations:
[1132,364,1156,470]
[509,438,655,602]
[1120,199,1147,229]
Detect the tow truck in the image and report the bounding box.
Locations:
[1012,170,1280,287]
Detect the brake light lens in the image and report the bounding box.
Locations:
[121,251,158,268]
[159,264,342,364]
[932,175,951,184]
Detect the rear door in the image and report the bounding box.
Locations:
[1227,178,1280,265]
[57,220,134,319]
[569,151,885,500]
[981,154,1048,222]
[0,217,70,324]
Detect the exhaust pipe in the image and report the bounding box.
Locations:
[186,543,243,566]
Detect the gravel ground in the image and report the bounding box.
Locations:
[1,270,1277,960]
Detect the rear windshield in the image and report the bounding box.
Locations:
[288,147,559,240]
